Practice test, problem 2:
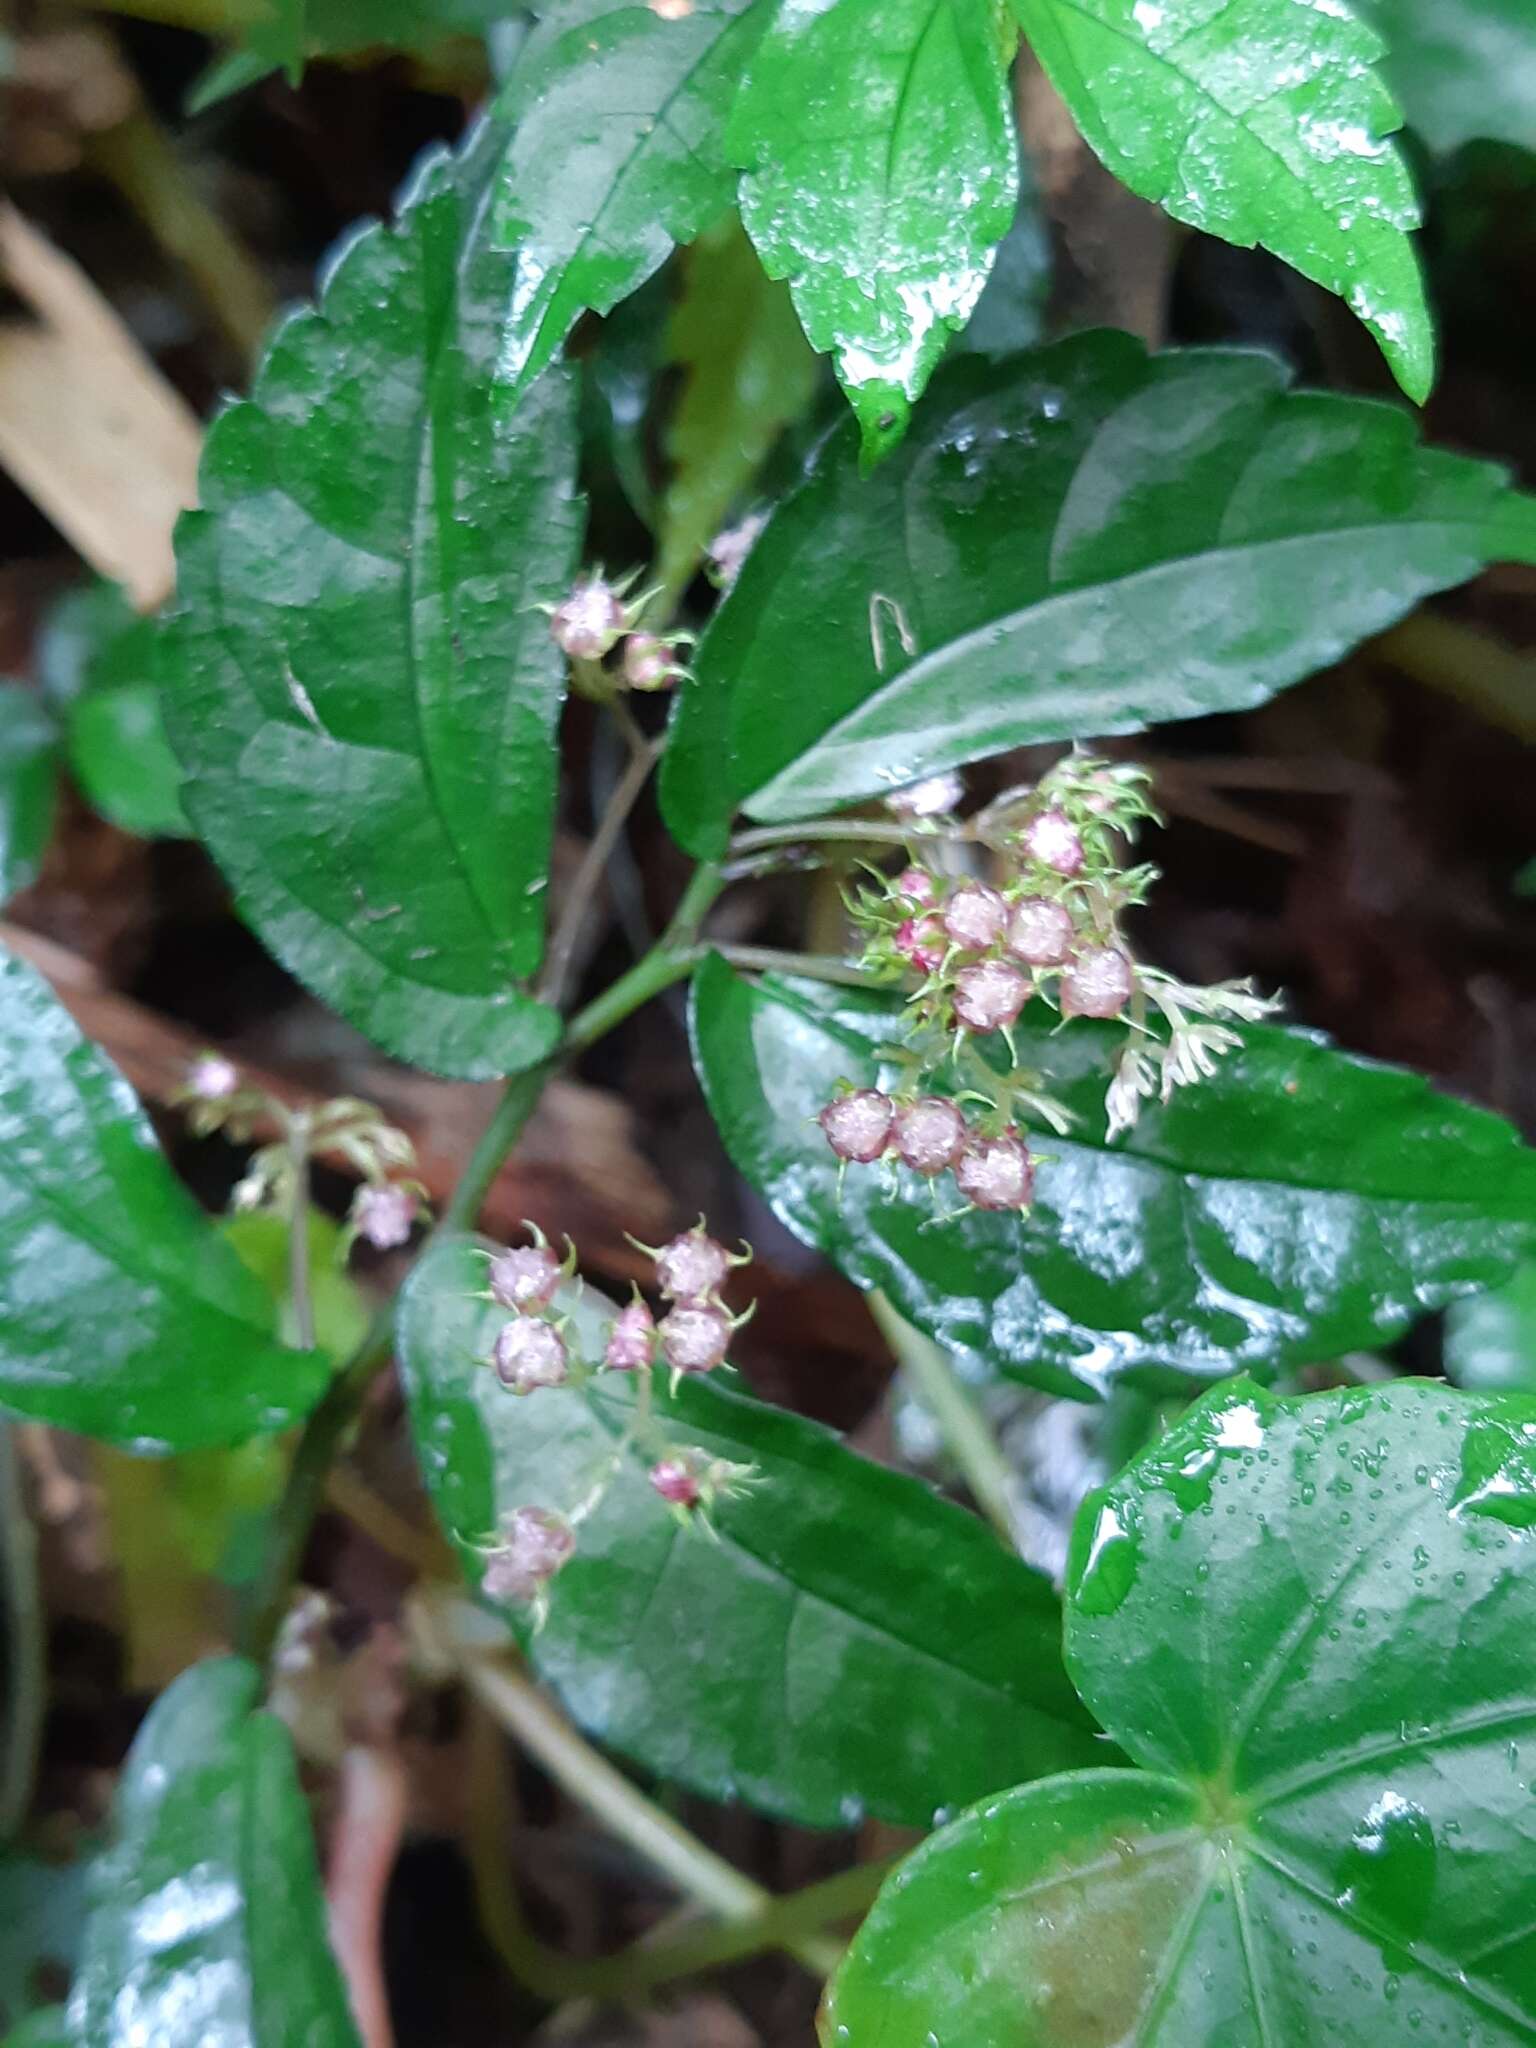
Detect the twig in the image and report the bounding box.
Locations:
[868,1294,1017,1548]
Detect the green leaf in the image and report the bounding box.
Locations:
[221,1208,372,1363]
[661,336,1531,854]
[490,0,765,408]
[0,943,328,1450]
[0,689,56,906]
[32,577,188,841]
[398,1235,1101,1828]
[1445,1260,1536,1395]
[729,0,1019,460]
[825,1378,1536,2045]
[691,957,1536,1396]
[196,0,508,103]
[68,688,186,842]
[654,219,819,608]
[160,119,578,1080]
[1365,0,1536,157]
[68,1658,361,2048]
[1010,0,1435,403]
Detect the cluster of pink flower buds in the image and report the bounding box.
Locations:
[480,1222,758,1617]
[545,570,691,696]
[818,758,1162,1213]
[819,1089,1035,1213]
[620,1221,755,1379]
[483,1224,579,1395]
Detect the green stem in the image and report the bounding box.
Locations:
[441,1063,555,1235]
[868,1294,1017,1548]
[437,1603,842,1977]
[564,859,724,1054]
[729,819,968,856]
[575,1857,891,1999]
[287,1114,315,1353]
[715,945,877,989]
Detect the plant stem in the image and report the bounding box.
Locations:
[564,859,724,1054]
[715,945,877,989]
[437,1604,842,1976]
[729,819,968,856]
[574,1856,891,2000]
[868,1293,1017,1548]
[441,1063,555,1234]
[538,727,664,1008]
[287,1114,316,1353]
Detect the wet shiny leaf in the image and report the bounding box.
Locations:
[160,119,578,1079]
[661,336,1533,852]
[1445,1260,1536,1395]
[398,1235,1101,1828]
[0,689,56,906]
[655,218,819,609]
[0,944,328,1450]
[491,0,764,407]
[1011,0,1435,402]
[690,958,1536,1396]
[1366,0,1536,156]
[68,1658,360,2048]
[729,0,1019,460]
[826,1378,1536,2046]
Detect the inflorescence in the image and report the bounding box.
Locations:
[474,1221,757,1626]
[819,754,1279,1213]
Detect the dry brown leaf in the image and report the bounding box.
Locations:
[0,204,200,608]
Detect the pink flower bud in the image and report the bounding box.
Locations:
[952,960,1028,1033]
[489,1244,563,1313]
[655,1228,730,1304]
[1006,896,1076,967]
[894,867,937,905]
[955,1133,1035,1212]
[894,913,946,973]
[649,1459,700,1508]
[622,632,680,693]
[1022,808,1084,876]
[658,1303,731,1375]
[887,770,963,819]
[493,1317,569,1394]
[942,884,1008,952]
[605,1300,656,1372]
[819,1089,895,1164]
[1061,945,1135,1019]
[353,1184,418,1250]
[893,1097,967,1176]
[189,1052,239,1101]
[550,577,625,660]
[482,1506,575,1603]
